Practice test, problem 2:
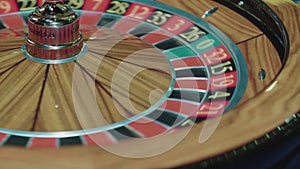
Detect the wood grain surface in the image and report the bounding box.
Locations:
[0,29,172,131]
[0,0,299,168]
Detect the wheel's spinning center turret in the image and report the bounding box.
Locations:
[21,0,86,64]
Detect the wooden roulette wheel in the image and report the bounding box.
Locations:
[0,0,299,168]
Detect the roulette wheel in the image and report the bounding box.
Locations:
[0,0,299,168]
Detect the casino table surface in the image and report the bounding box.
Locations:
[0,0,299,169]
